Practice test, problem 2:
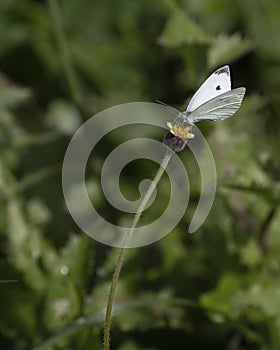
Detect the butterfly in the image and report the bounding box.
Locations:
[164,65,246,152]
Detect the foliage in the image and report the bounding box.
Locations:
[0,0,280,349]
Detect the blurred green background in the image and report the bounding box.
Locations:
[1,0,280,349]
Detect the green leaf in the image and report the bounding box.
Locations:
[27,198,52,226]
[240,238,262,268]
[0,86,31,111]
[200,273,242,316]
[160,9,210,47]
[208,33,253,68]
[46,99,82,135]
[233,277,280,327]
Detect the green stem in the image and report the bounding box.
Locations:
[48,0,83,111]
[103,148,173,350]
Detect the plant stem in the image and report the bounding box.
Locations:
[103,148,173,350]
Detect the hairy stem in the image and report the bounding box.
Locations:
[103,148,173,350]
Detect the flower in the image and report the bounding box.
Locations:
[164,114,194,152]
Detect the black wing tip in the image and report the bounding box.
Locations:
[214,65,230,76]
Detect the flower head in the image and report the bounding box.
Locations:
[164,113,194,152]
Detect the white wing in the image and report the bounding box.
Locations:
[187,87,246,122]
[186,65,231,113]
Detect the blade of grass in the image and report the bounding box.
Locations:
[47,0,84,117]
[32,296,261,350]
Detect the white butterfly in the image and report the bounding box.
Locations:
[165,65,246,152]
[185,65,246,124]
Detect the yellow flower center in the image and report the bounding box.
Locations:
[167,122,194,140]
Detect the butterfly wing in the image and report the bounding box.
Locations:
[186,66,231,113]
[187,87,246,123]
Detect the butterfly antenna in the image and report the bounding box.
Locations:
[155,99,170,107]
[155,99,181,114]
